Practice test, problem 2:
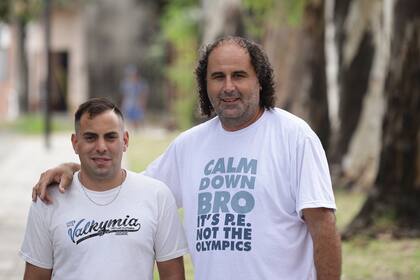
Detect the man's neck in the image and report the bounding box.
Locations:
[78,169,126,192]
[221,107,264,132]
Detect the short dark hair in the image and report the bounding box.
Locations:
[74,97,124,131]
[195,36,276,117]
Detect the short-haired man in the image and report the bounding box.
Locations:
[21,98,187,280]
[33,37,341,279]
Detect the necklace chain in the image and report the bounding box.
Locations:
[79,170,125,206]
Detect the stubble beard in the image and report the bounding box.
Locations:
[218,103,261,131]
[83,158,119,182]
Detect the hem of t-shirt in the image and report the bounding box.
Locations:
[18,250,53,269]
[155,248,189,262]
[297,201,337,221]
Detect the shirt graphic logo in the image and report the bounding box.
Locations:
[67,215,141,244]
[196,157,257,252]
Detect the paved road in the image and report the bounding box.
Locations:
[0,133,78,279]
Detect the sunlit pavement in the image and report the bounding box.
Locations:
[0,133,78,279]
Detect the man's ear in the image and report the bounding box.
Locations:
[123,131,129,152]
[71,134,79,154]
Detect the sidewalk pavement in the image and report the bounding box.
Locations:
[0,133,78,279]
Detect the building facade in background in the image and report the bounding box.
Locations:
[0,0,163,121]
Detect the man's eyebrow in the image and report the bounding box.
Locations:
[209,70,248,77]
[104,131,119,136]
[232,70,248,75]
[209,71,225,78]
[82,132,97,136]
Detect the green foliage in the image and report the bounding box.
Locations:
[0,113,73,134]
[126,130,178,172]
[335,189,366,231]
[283,0,306,26]
[161,2,198,49]
[242,0,307,40]
[375,209,398,229]
[0,0,11,21]
[160,0,199,130]
[0,0,43,23]
[0,0,84,23]
[243,0,274,13]
[342,239,420,279]
[173,90,197,131]
[242,0,276,39]
[335,189,420,279]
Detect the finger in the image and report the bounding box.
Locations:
[32,185,38,202]
[39,184,53,204]
[33,170,57,204]
[38,180,52,203]
[42,192,53,204]
[36,172,47,198]
[58,175,71,193]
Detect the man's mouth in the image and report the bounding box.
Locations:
[221,97,240,103]
[91,157,111,165]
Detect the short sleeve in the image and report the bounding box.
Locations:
[294,135,336,219]
[19,201,53,269]
[144,141,183,208]
[153,186,188,262]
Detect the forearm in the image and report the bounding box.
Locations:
[304,208,342,280]
[159,273,185,280]
[23,262,52,280]
[157,257,185,280]
[313,221,342,279]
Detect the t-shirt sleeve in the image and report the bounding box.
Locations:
[154,185,188,262]
[19,201,53,269]
[144,141,183,208]
[294,134,336,219]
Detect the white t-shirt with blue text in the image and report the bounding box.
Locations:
[145,108,336,280]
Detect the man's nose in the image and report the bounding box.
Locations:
[95,138,107,153]
[223,77,235,93]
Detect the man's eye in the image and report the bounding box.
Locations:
[84,136,95,141]
[212,75,224,80]
[233,73,246,79]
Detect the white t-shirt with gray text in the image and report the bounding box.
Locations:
[145,108,336,280]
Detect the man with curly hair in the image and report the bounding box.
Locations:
[33,36,341,280]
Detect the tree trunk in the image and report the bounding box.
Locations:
[201,0,244,44]
[262,1,300,109]
[15,17,29,113]
[288,0,330,149]
[333,0,352,69]
[343,0,420,238]
[334,31,374,158]
[329,0,376,169]
[339,0,391,190]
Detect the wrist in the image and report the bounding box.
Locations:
[70,163,81,172]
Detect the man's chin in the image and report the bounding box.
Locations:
[219,108,242,118]
[91,168,113,178]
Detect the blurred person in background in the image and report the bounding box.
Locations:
[33,37,341,280]
[120,64,149,131]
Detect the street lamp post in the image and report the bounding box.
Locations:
[44,0,51,149]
